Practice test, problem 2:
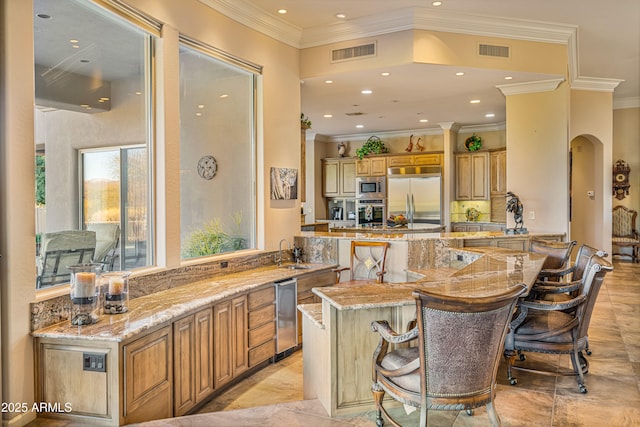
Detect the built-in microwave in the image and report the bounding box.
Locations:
[356,176,386,200]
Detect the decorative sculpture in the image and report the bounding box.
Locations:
[337,142,346,157]
[415,137,425,151]
[506,191,528,234]
[405,134,414,152]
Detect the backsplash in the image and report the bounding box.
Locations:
[31,250,283,331]
[450,200,491,223]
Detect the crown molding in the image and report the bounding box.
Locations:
[614,96,640,110]
[497,78,565,96]
[198,0,301,48]
[571,77,624,93]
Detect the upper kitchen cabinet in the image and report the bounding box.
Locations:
[490,149,507,195]
[322,158,356,197]
[387,153,442,168]
[455,152,489,200]
[356,157,386,177]
[490,149,507,222]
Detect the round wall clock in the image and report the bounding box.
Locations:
[197,155,217,180]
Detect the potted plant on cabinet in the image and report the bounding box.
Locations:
[355,136,389,160]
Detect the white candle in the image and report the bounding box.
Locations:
[109,277,125,295]
[75,272,96,298]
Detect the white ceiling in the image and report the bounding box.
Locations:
[206,0,639,137]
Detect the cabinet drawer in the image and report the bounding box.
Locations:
[249,304,275,329]
[414,153,441,165]
[249,321,275,348]
[248,286,275,310]
[249,339,275,367]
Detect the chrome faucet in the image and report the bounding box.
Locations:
[276,238,291,266]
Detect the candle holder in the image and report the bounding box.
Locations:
[102,271,131,314]
[68,264,102,326]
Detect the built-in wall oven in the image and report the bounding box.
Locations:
[356,176,386,227]
[356,200,385,227]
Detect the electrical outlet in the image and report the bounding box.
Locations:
[529,211,536,220]
[83,353,106,372]
[221,261,229,268]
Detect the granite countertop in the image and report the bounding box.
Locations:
[312,247,546,310]
[301,230,563,241]
[32,263,335,342]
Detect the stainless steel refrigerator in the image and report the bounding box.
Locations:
[387,166,442,226]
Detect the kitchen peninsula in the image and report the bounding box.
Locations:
[299,246,547,417]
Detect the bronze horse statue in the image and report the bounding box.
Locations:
[506,192,524,230]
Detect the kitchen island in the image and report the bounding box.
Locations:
[298,246,546,417]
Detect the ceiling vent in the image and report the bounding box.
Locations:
[332,42,376,62]
[345,112,366,116]
[478,43,510,58]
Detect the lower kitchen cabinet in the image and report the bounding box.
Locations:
[296,270,335,344]
[248,286,276,366]
[123,326,173,424]
[173,308,214,416]
[214,295,248,388]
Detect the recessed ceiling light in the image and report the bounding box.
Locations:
[198,104,205,109]
[356,124,364,128]
[335,13,346,19]
[323,114,333,118]
[361,89,373,94]
[381,72,390,76]
[470,99,481,104]
[196,112,202,117]
[278,9,287,14]
[135,91,142,95]
[432,1,443,6]
[69,39,78,43]
[455,72,465,76]
[219,94,229,99]
[504,76,513,80]
[72,45,79,49]
[325,80,333,84]
[485,113,495,118]
[419,119,429,123]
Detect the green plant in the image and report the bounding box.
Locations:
[35,155,46,206]
[300,113,312,129]
[181,213,246,258]
[465,134,482,151]
[355,136,389,160]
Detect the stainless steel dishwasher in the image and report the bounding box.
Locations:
[274,278,298,357]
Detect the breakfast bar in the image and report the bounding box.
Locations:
[299,246,547,417]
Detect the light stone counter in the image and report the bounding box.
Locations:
[302,246,546,417]
[32,263,334,342]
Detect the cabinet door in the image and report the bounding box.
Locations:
[490,150,507,195]
[322,160,339,196]
[296,270,334,344]
[356,158,370,176]
[123,326,172,424]
[470,153,489,200]
[341,160,356,195]
[455,154,472,200]
[370,157,387,176]
[414,153,442,166]
[173,315,196,416]
[194,308,214,403]
[232,295,248,376]
[387,155,414,167]
[213,300,233,387]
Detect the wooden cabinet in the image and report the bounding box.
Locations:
[356,157,386,176]
[296,270,335,344]
[455,152,489,200]
[490,149,507,222]
[387,153,442,167]
[452,222,505,232]
[214,295,248,388]
[490,149,507,195]
[123,326,173,424]
[247,286,276,367]
[173,308,213,416]
[322,158,356,197]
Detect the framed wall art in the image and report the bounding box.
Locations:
[270,167,298,200]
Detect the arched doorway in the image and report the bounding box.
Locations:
[570,135,605,254]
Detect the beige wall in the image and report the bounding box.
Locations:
[0,0,301,424]
[613,107,640,213]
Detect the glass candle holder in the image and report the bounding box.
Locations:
[102,271,131,314]
[68,263,102,326]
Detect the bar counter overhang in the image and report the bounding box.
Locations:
[298,246,547,417]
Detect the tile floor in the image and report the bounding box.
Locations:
[28,260,640,426]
